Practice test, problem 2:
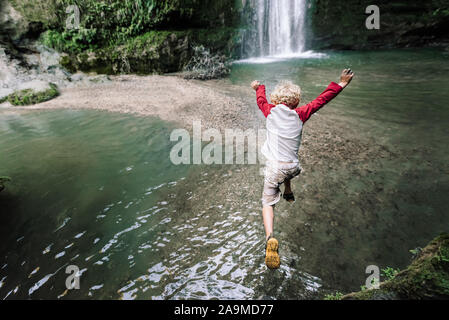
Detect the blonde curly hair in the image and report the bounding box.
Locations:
[270,81,301,108]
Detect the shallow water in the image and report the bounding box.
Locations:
[1,49,448,299]
[231,48,449,292]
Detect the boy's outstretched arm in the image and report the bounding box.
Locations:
[296,69,354,124]
[251,80,275,118]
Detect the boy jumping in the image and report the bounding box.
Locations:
[251,69,354,269]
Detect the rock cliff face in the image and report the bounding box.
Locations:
[0,0,27,42]
[2,0,448,74]
[2,0,246,74]
[309,0,449,50]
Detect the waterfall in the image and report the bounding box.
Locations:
[255,0,307,57]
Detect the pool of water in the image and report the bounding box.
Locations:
[0,110,192,299]
[0,48,448,299]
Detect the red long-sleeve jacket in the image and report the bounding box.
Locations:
[256,82,343,163]
[256,82,343,122]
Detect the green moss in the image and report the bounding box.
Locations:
[40,29,98,53]
[385,234,449,299]
[59,54,76,73]
[6,83,59,106]
[192,27,240,56]
[9,0,62,29]
[324,292,343,300]
[382,267,401,280]
[124,31,178,54]
[342,234,449,300]
[11,0,241,74]
[57,26,239,75]
[13,0,240,51]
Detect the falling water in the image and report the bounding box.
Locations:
[256,0,307,57]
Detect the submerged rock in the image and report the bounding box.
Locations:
[0,176,11,193]
[343,234,449,300]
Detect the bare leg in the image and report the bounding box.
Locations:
[262,205,274,240]
[284,179,292,195]
[263,204,280,269]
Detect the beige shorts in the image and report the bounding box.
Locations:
[262,161,302,207]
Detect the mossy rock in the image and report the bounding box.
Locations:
[5,83,59,106]
[0,176,12,193]
[342,234,449,300]
[58,27,239,75]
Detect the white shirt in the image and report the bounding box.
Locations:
[261,104,303,164]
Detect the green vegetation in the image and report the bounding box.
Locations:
[40,28,98,53]
[58,30,191,74]
[9,0,243,74]
[324,292,343,300]
[57,27,240,75]
[382,267,401,280]
[12,0,242,50]
[3,83,59,106]
[342,234,449,300]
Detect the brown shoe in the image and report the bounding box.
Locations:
[265,235,280,269]
[283,193,295,203]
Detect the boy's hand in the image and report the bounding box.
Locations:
[251,80,261,91]
[339,69,354,88]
